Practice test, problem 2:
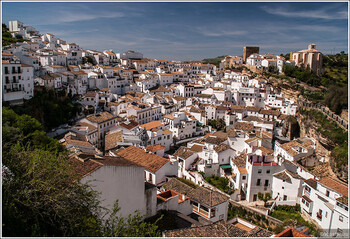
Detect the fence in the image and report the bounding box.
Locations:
[299,100,348,131]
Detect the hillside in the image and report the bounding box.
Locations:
[268,52,348,114]
[2,23,25,46]
[202,55,226,67]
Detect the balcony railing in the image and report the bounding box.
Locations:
[193,205,210,218]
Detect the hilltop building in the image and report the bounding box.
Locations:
[243,46,259,63]
[292,43,323,75]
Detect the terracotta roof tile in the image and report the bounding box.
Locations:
[105,130,123,151]
[162,178,194,194]
[119,120,139,130]
[187,187,229,207]
[235,122,254,131]
[140,121,163,130]
[145,144,166,152]
[304,178,317,190]
[214,144,232,153]
[238,168,248,174]
[190,144,204,153]
[174,146,196,159]
[116,145,168,173]
[86,112,115,123]
[318,177,348,196]
[163,220,273,237]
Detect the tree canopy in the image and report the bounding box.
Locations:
[2,108,161,236]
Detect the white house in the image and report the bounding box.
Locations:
[2,59,34,104]
[272,169,304,203]
[245,154,281,202]
[274,137,316,163]
[115,145,178,185]
[69,153,157,218]
[301,177,348,236]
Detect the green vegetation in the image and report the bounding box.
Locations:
[323,53,348,86]
[280,53,290,61]
[258,192,272,207]
[323,85,348,114]
[282,64,323,87]
[299,109,348,146]
[102,201,161,237]
[145,210,181,233]
[208,118,226,131]
[202,55,226,67]
[270,205,319,236]
[2,23,25,46]
[176,177,198,188]
[227,204,270,229]
[83,56,94,64]
[300,88,325,103]
[205,176,233,194]
[2,107,64,154]
[2,108,161,237]
[281,53,348,113]
[8,88,82,130]
[299,108,348,181]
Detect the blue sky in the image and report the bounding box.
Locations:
[2,1,348,60]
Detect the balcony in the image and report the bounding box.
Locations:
[193,205,210,218]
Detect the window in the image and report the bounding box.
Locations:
[264,180,269,187]
[242,176,246,180]
[256,179,261,186]
[266,170,270,174]
[258,169,262,174]
[305,185,311,193]
[283,195,287,201]
[326,190,330,197]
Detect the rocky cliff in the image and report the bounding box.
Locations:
[295,111,347,182]
[297,113,335,162]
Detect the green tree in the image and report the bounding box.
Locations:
[102,201,161,237]
[2,148,103,236]
[258,192,272,207]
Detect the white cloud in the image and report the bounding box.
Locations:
[201,30,248,37]
[261,6,348,20]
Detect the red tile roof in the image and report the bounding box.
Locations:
[318,177,348,196]
[116,145,168,173]
[275,227,310,237]
[145,144,166,152]
[140,121,163,130]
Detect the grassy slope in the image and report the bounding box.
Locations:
[202,56,226,67]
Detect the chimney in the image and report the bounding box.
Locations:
[308,43,316,50]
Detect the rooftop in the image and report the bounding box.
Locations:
[116,145,169,173]
[163,219,273,237]
[145,144,166,152]
[86,112,115,123]
[174,146,196,159]
[318,177,348,197]
[187,187,229,207]
[140,121,163,130]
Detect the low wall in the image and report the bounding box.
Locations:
[229,200,283,226]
